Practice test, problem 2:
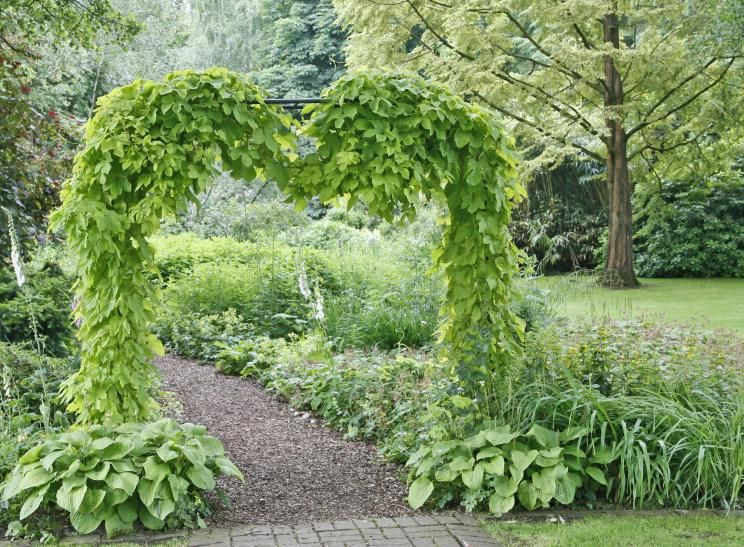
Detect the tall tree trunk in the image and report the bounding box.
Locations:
[602,12,639,288]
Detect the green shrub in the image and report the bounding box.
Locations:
[406,423,609,513]
[508,320,743,510]
[521,320,742,400]
[0,419,243,538]
[0,262,73,356]
[153,308,255,362]
[634,174,744,277]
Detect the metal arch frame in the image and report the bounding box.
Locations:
[249,98,326,110]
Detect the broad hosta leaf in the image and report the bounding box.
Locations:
[19,485,49,520]
[408,476,434,509]
[435,466,458,482]
[106,472,139,496]
[492,475,518,497]
[517,481,539,510]
[187,463,216,490]
[56,484,88,513]
[167,475,190,500]
[42,450,66,472]
[483,428,518,446]
[476,447,503,460]
[19,445,44,465]
[510,450,538,472]
[559,426,589,443]
[104,510,132,538]
[554,477,577,505]
[535,447,563,467]
[156,443,179,462]
[464,432,487,449]
[86,461,111,481]
[589,447,619,465]
[488,493,515,515]
[586,466,608,486]
[143,456,171,482]
[78,488,107,514]
[137,478,159,507]
[198,436,224,456]
[139,506,165,530]
[148,498,176,520]
[215,456,243,480]
[70,511,103,534]
[18,466,54,493]
[116,498,139,524]
[461,463,484,490]
[525,424,559,449]
[448,456,475,472]
[480,456,505,476]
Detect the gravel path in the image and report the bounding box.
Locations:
[156,355,413,527]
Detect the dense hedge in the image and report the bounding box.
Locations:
[634,175,744,277]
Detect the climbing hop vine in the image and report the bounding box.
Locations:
[284,72,526,391]
[51,68,296,424]
[52,68,524,424]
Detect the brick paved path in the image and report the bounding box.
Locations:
[5,513,499,546]
[186,514,499,547]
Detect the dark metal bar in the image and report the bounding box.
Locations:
[249,98,327,105]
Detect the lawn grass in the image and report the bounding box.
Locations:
[534,277,744,336]
[485,514,744,546]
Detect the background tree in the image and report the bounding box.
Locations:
[333,0,744,286]
[0,0,138,250]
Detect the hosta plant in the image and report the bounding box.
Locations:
[0,419,243,537]
[406,423,613,514]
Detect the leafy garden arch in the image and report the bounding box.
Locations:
[51,68,525,425]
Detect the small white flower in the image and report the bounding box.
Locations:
[298,265,311,300]
[5,210,25,287]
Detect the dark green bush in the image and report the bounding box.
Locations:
[634,174,744,277]
[0,262,73,356]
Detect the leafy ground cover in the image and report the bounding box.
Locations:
[538,277,744,335]
[484,513,744,546]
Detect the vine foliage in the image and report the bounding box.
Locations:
[289,73,526,391]
[53,69,524,425]
[51,68,296,424]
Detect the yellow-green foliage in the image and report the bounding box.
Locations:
[50,68,296,424]
[52,68,523,424]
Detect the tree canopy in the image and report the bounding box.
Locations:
[333,0,744,286]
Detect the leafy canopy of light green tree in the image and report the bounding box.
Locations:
[333,0,744,286]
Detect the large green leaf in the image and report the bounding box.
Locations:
[525,424,559,449]
[461,463,484,490]
[586,466,608,486]
[554,476,577,505]
[407,476,434,509]
[56,484,88,513]
[143,456,171,482]
[492,475,518,497]
[78,488,107,514]
[476,447,503,460]
[148,498,176,520]
[17,466,54,493]
[137,478,159,507]
[488,493,515,515]
[116,498,139,524]
[480,456,505,476]
[510,449,538,472]
[19,485,49,520]
[139,506,165,530]
[187,463,216,490]
[434,466,458,482]
[104,510,132,538]
[86,461,111,481]
[483,428,518,446]
[106,472,139,496]
[448,456,475,472]
[70,511,103,534]
[517,481,539,510]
